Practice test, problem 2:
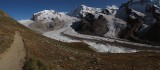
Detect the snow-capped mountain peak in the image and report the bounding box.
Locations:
[106,5,119,10]
[32,10,59,22]
[31,10,70,23]
[68,4,102,17]
[105,5,119,15]
[116,0,160,21]
[33,10,56,15]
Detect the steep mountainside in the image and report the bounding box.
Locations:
[116,0,160,45]
[73,13,109,36]
[69,5,126,38]
[68,5,119,17]
[22,10,78,33]
[68,5,102,17]
[102,5,119,15]
[73,13,126,38]
[68,3,160,42]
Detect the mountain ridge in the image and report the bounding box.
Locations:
[19,2,160,46]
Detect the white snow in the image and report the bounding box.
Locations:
[85,41,137,53]
[43,28,138,53]
[43,29,80,43]
[107,5,119,10]
[42,14,80,42]
[106,5,119,15]
[33,10,71,23]
[69,5,102,17]
[101,14,127,38]
[18,19,33,27]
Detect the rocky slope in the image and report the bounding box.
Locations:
[68,4,119,17]
[102,5,119,15]
[73,13,109,36]
[115,0,160,45]
[27,10,77,33]
[68,5,102,17]
[72,13,126,38]
[70,5,126,38]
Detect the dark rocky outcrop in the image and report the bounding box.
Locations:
[117,0,160,45]
[144,6,160,44]
[119,16,144,42]
[72,13,109,36]
[144,21,160,43]
[101,9,110,15]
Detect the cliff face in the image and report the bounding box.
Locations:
[116,0,160,44]
[144,12,160,43]
[74,13,109,36]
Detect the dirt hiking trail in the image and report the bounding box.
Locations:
[0,31,26,70]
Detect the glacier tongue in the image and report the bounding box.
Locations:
[102,14,126,38]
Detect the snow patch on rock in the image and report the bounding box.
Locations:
[106,5,119,15]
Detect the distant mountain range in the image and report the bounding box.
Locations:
[19,0,160,48]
